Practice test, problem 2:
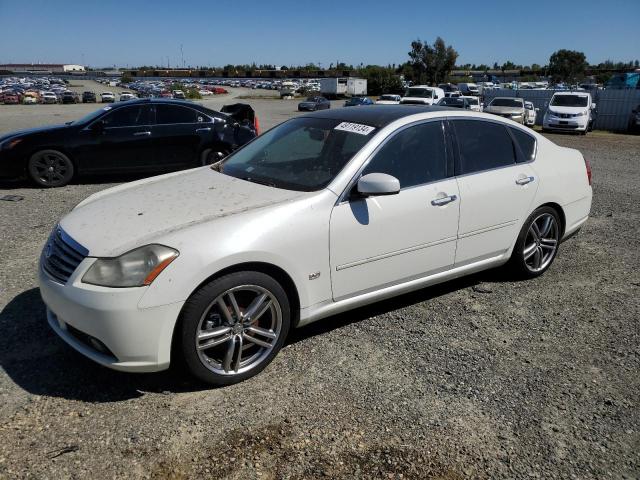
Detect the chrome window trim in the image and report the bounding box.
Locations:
[336,118,448,204]
[447,116,537,178]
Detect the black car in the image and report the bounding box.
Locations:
[436,97,471,109]
[61,91,79,104]
[297,96,330,111]
[0,99,258,187]
[344,97,374,107]
[438,83,459,93]
[82,91,96,103]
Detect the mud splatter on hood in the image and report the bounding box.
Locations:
[60,168,306,257]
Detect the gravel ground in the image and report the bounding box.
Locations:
[0,99,638,479]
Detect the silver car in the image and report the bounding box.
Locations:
[484,97,526,124]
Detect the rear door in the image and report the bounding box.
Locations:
[74,104,155,173]
[451,119,538,266]
[152,104,212,169]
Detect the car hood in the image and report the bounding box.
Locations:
[0,124,70,143]
[485,106,523,114]
[546,106,588,115]
[60,168,308,257]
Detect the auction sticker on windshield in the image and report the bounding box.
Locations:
[334,122,375,135]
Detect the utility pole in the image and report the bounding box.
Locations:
[180,44,185,68]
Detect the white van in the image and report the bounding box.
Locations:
[543,92,595,134]
[458,83,479,96]
[400,85,445,105]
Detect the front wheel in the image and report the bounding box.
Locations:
[200,148,230,166]
[180,271,291,386]
[27,149,74,187]
[507,207,561,279]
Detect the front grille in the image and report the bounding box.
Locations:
[42,226,88,284]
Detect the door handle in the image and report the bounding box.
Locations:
[196,127,212,133]
[133,131,151,136]
[516,176,535,185]
[431,194,457,206]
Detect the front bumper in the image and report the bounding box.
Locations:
[39,259,184,372]
[543,115,588,131]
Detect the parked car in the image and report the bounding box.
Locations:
[400,86,444,105]
[298,96,330,111]
[344,97,373,107]
[38,105,592,385]
[100,92,115,103]
[524,101,538,126]
[484,97,526,124]
[82,91,96,103]
[173,90,186,99]
[42,92,59,104]
[457,83,479,96]
[629,104,640,133]
[119,92,136,101]
[444,91,462,98]
[0,99,259,187]
[23,92,39,104]
[438,83,459,93]
[199,89,213,96]
[3,92,21,105]
[542,92,595,135]
[437,97,473,109]
[61,91,80,104]
[375,94,401,105]
[461,96,482,112]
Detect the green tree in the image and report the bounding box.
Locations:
[408,37,458,85]
[357,65,403,95]
[548,49,588,82]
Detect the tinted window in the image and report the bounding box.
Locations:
[510,128,536,162]
[363,122,447,188]
[102,105,152,128]
[155,104,201,124]
[454,120,516,174]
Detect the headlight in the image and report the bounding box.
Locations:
[576,111,587,117]
[82,244,179,287]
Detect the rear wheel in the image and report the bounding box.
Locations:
[508,206,561,279]
[200,147,230,166]
[27,149,74,188]
[180,271,291,386]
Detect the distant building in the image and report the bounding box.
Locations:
[0,63,86,74]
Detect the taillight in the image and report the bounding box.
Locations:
[584,157,592,186]
[254,115,261,135]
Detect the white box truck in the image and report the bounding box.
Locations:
[320,77,367,98]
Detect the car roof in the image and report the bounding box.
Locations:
[301,105,455,128]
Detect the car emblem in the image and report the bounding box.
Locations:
[45,241,53,259]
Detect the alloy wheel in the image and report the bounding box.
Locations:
[523,213,559,273]
[195,285,282,375]
[30,152,71,186]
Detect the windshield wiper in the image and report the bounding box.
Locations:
[237,175,278,188]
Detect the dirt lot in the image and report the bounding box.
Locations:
[0,98,638,479]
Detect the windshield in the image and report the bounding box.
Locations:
[467,97,479,105]
[550,95,589,107]
[441,98,464,107]
[379,95,397,101]
[405,88,432,98]
[221,117,376,191]
[490,98,523,107]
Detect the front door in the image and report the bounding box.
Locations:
[75,105,155,173]
[329,121,460,300]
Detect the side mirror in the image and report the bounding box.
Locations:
[591,103,596,110]
[535,108,540,112]
[357,173,400,197]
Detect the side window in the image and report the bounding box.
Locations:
[509,128,537,162]
[453,120,516,175]
[101,106,151,128]
[362,122,447,188]
[155,105,199,124]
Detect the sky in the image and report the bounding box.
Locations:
[1,0,639,69]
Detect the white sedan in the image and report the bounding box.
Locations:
[39,106,592,385]
[375,94,401,105]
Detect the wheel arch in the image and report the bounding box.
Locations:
[536,202,566,236]
[170,261,301,365]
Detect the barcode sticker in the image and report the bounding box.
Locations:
[334,122,375,135]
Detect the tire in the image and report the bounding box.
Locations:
[179,271,291,386]
[200,148,229,166]
[27,149,74,188]
[507,206,562,279]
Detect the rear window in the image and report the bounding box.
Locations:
[510,128,536,162]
